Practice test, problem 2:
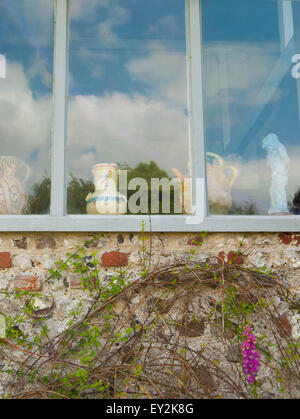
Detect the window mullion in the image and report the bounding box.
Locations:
[185,0,208,220]
[51,0,69,217]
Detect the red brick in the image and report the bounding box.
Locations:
[101,251,128,267]
[293,235,300,246]
[227,251,244,265]
[217,251,226,264]
[0,252,12,268]
[187,236,204,246]
[278,233,293,245]
[14,275,41,291]
[278,233,300,246]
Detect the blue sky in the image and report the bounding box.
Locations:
[202,0,279,43]
[69,0,186,97]
[0,0,53,95]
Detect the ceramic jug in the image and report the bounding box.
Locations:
[91,163,119,193]
[172,153,237,214]
[86,163,127,214]
[0,156,30,214]
[206,152,237,213]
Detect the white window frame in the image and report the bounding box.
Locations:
[1,0,300,232]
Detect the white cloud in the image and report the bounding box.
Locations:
[126,42,187,107]
[203,42,280,107]
[0,61,52,184]
[97,5,131,44]
[0,47,190,192]
[27,56,52,88]
[148,15,183,38]
[67,91,189,179]
[12,0,54,47]
[69,0,100,20]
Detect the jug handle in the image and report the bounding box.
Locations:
[20,161,31,183]
[224,165,238,188]
[206,152,223,167]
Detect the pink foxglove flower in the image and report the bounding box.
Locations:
[242,324,260,384]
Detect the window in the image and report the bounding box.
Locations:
[1,0,300,232]
[202,0,300,217]
[0,0,53,216]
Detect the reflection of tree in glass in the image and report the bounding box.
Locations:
[227,201,259,215]
[28,177,51,214]
[67,175,94,214]
[28,162,177,214]
[289,190,300,215]
[28,175,94,215]
[209,200,260,215]
[123,161,176,215]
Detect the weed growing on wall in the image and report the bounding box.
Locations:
[0,233,299,399]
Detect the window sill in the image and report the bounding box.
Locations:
[0,214,299,232]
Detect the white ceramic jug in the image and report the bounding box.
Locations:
[86,163,127,214]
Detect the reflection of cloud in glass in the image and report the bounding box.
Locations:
[0,60,52,185]
[126,42,187,107]
[203,42,281,109]
[147,14,184,39]
[69,0,100,20]
[1,0,53,70]
[70,0,130,47]
[67,91,188,180]
[203,36,300,161]
[97,5,131,44]
[67,0,189,186]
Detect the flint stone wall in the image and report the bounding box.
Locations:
[0,231,299,398]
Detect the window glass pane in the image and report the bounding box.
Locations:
[67,0,190,215]
[202,0,300,215]
[0,0,53,214]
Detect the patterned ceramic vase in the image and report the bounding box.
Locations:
[91,163,119,193]
[0,156,30,214]
[86,163,127,214]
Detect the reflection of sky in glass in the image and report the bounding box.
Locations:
[202,0,300,215]
[69,0,186,97]
[67,0,189,190]
[0,0,53,195]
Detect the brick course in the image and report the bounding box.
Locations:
[101,251,128,267]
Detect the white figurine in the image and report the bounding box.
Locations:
[262,133,290,214]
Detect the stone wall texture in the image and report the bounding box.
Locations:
[0,231,299,398]
[1,231,300,286]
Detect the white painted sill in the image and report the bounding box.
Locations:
[0,214,300,232]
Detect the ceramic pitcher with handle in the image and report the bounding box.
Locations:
[86,163,127,214]
[172,153,237,214]
[0,156,30,214]
[206,152,237,213]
